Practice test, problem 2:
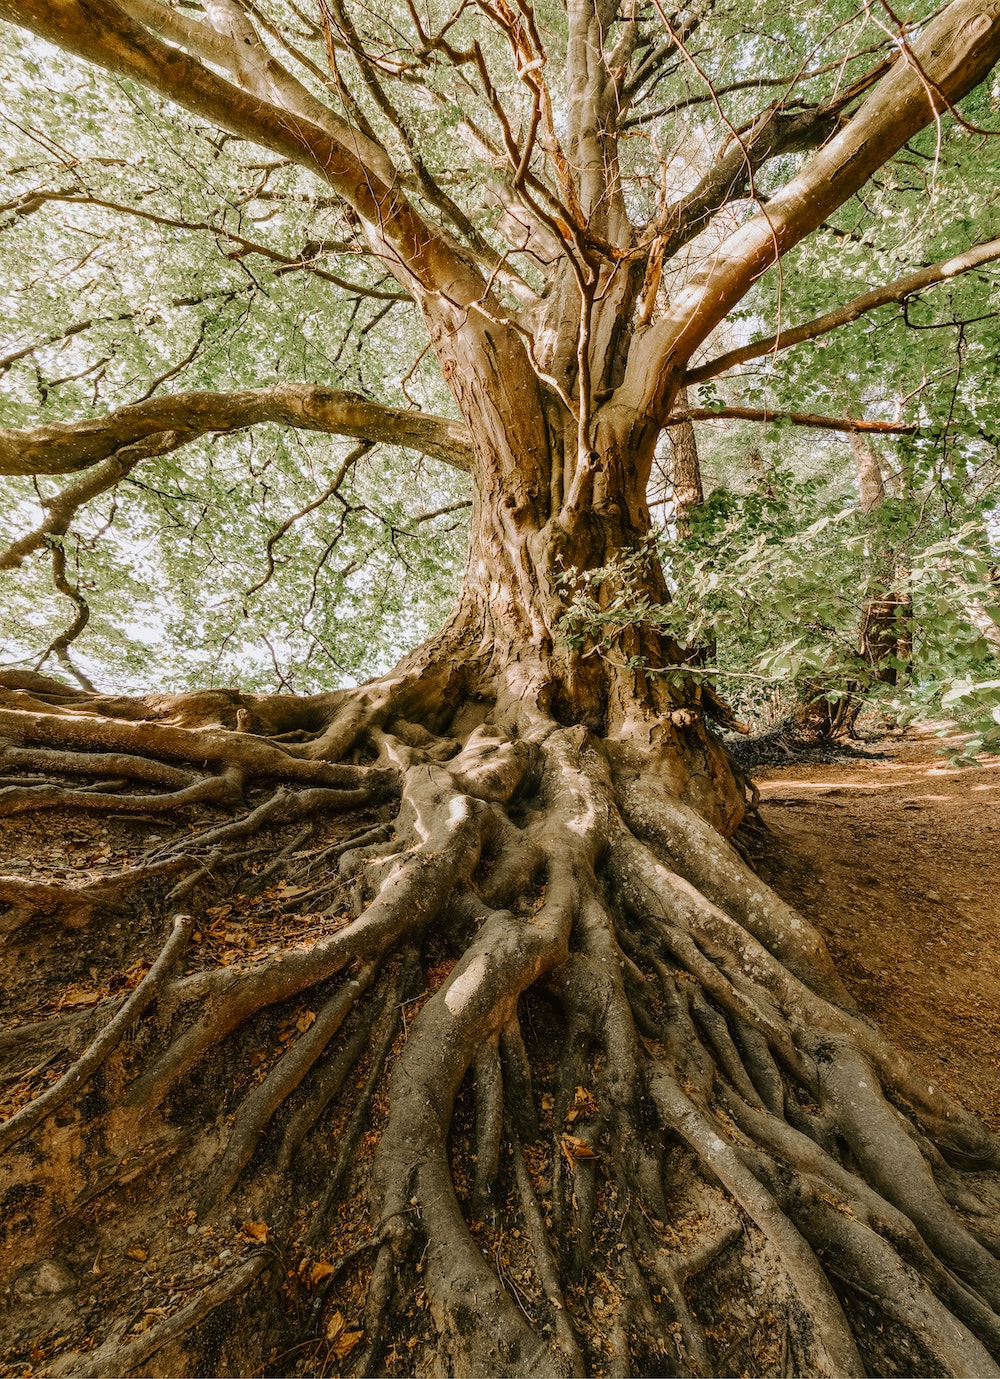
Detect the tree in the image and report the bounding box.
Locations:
[2,2,1000,1375]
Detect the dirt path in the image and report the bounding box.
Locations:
[752,723,1000,1129]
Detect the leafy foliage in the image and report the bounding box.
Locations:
[563,425,1000,750]
[1,0,998,709]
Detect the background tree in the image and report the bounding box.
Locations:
[2,3,1000,1376]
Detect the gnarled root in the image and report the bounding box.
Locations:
[1,669,998,1379]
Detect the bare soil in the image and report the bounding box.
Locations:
[752,723,1000,1130]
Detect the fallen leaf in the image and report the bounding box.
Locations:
[325,1312,363,1357]
[560,1133,598,1167]
[242,1220,269,1242]
[296,1010,317,1033]
[310,1261,337,1285]
[58,986,102,1009]
[125,1246,147,1262]
[566,1086,599,1123]
[333,1329,364,1360]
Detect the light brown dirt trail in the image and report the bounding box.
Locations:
[753,724,1000,1128]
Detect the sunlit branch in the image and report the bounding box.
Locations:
[0,384,474,479]
[687,234,1000,384]
[667,405,917,434]
[0,0,490,312]
[610,0,1000,436]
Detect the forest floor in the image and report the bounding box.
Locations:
[2,721,1000,1377]
[751,722,1000,1130]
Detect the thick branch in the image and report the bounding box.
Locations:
[0,384,473,478]
[0,430,182,570]
[0,0,485,309]
[688,234,1000,384]
[611,0,1000,437]
[115,0,401,190]
[655,102,847,260]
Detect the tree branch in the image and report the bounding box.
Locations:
[686,233,1000,383]
[0,0,486,309]
[609,0,1000,440]
[20,189,410,301]
[0,430,182,570]
[653,103,845,260]
[116,0,400,189]
[243,440,371,597]
[623,41,892,126]
[667,406,917,434]
[0,384,473,478]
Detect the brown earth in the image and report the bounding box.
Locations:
[2,723,999,1376]
[751,723,1000,1130]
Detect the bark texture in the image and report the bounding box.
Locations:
[3,2,1000,1375]
[2,627,1000,1379]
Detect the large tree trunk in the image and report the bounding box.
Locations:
[3,425,1000,1379]
[4,2,1000,1375]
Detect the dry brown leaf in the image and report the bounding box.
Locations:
[59,986,102,1009]
[242,1220,269,1242]
[333,1329,364,1360]
[325,1313,363,1357]
[560,1133,598,1166]
[566,1086,599,1123]
[125,1246,147,1262]
[296,1010,317,1033]
[310,1261,337,1285]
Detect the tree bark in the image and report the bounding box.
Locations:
[3,3,1000,1376]
[665,389,705,540]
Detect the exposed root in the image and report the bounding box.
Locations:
[199,960,379,1213]
[0,741,198,788]
[0,875,130,931]
[1,670,999,1379]
[0,913,193,1154]
[46,1253,274,1379]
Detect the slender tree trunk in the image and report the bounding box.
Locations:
[853,430,910,693]
[666,389,705,540]
[661,395,722,677]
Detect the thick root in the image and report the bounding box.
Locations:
[0,671,998,1379]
